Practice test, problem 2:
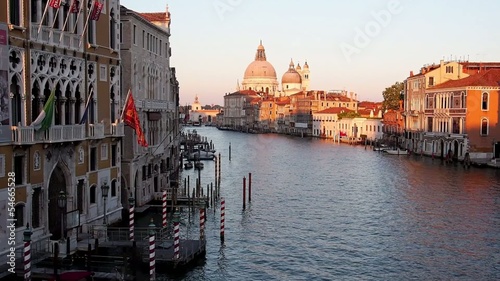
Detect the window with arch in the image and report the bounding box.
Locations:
[111,179,117,197]
[481,118,488,136]
[481,92,488,111]
[9,0,21,26]
[10,75,22,125]
[110,9,117,50]
[90,185,96,204]
[15,203,24,228]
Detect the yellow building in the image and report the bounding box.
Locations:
[0,0,124,268]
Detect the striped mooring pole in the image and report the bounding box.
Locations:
[162,190,167,229]
[199,208,205,240]
[128,197,135,241]
[220,197,225,243]
[173,210,180,260]
[149,220,156,281]
[23,225,32,281]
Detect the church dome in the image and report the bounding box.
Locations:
[243,41,277,79]
[244,61,277,79]
[282,59,302,84]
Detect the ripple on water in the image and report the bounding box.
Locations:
[162,128,500,280]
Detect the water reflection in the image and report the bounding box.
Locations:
[155,127,500,280]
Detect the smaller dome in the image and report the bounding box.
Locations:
[296,63,302,71]
[282,70,302,84]
[303,61,309,69]
[282,59,302,84]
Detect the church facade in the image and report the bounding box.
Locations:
[240,41,310,96]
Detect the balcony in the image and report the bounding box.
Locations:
[136,99,176,111]
[148,145,165,156]
[12,126,35,145]
[30,24,82,52]
[89,123,105,139]
[20,124,86,143]
[111,122,124,137]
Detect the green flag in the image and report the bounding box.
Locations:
[31,89,55,131]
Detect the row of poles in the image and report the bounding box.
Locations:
[133,153,225,280]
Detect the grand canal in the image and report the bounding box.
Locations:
[149,127,500,280]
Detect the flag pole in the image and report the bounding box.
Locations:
[80,0,95,47]
[121,89,131,120]
[48,2,63,41]
[36,0,52,39]
[71,0,85,34]
[58,0,75,45]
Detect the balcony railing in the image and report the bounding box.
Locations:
[135,99,176,111]
[89,123,105,139]
[111,122,124,137]
[34,124,86,143]
[148,145,165,156]
[30,24,82,51]
[12,126,35,145]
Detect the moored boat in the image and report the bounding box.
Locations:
[384,148,409,155]
[184,161,193,169]
[194,161,204,169]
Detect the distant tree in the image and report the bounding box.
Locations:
[338,111,361,119]
[382,82,404,111]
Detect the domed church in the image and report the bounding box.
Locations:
[240,41,310,96]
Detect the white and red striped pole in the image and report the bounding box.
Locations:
[162,190,167,229]
[220,197,225,243]
[199,208,205,240]
[173,210,180,260]
[128,197,135,241]
[23,225,32,281]
[149,220,156,281]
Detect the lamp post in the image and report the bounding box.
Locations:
[101,181,109,225]
[57,191,67,240]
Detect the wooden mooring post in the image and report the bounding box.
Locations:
[218,153,221,187]
[220,197,225,243]
[248,173,252,202]
[242,176,246,210]
[229,142,231,161]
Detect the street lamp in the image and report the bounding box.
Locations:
[101,181,110,224]
[57,191,67,240]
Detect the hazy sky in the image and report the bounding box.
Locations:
[120,0,500,105]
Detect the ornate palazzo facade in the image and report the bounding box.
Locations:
[0,0,124,271]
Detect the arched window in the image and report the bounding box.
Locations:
[111,179,117,197]
[110,9,116,50]
[75,85,81,123]
[90,185,96,204]
[481,118,488,136]
[15,203,24,228]
[10,75,22,125]
[110,85,116,122]
[65,85,72,125]
[481,92,489,111]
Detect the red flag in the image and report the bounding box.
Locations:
[49,0,62,9]
[122,91,148,147]
[70,0,80,13]
[89,1,104,21]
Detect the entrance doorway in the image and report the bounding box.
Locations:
[48,166,67,240]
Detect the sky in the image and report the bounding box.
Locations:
[120,0,500,106]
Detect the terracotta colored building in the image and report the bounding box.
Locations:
[424,69,500,160]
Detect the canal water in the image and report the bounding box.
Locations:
[144,127,500,280]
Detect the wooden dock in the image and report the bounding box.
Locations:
[95,239,206,270]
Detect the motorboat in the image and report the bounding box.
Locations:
[384,148,409,155]
[194,161,204,169]
[188,151,215,160]
[184,161,193,169]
